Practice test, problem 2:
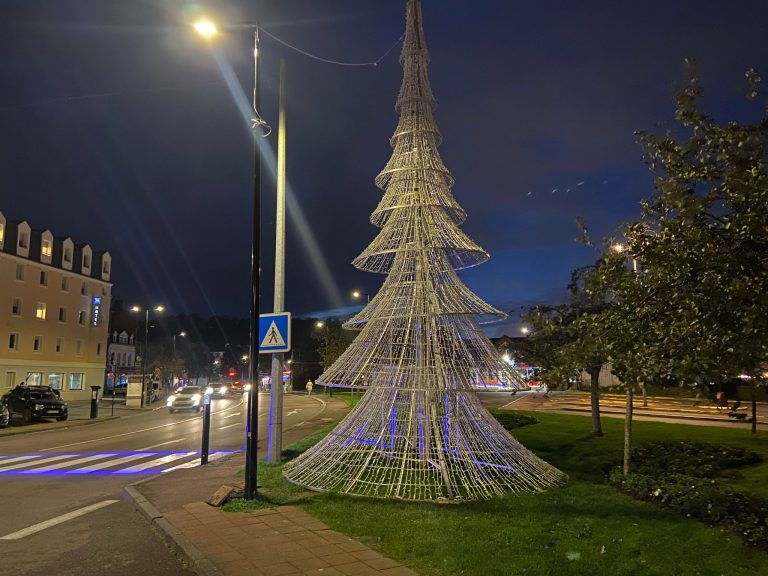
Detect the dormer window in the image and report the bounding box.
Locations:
[0,222,4,244]
[83,254,91,268]
[64,247,72,263]
[19,232,28,249]
[41,239,52,258]
[103,260,110,274]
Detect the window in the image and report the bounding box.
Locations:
[81,282,88,295]
[15,263,24,281]
[0,223,4,244]
[97,343,102,355]
[78,310,86,325]
[83,254,91,268]
[19,232,28,249]
[5,372,15,391]
[55,337,63,353]
[26,372,42,386]
[75,340,83,355]
[33,336,42,352]
[68,373,84,390]
[58,307,67,322]
[36,302,46,319]
[8,333,19,351]
[11,298,21,316]
[64,247,72,263]
[62,277,70,292]
[103,260,110,274]
[41,239,52,258]
[48,373,63,390]
[40,270,48,286]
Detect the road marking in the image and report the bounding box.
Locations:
[21,454,117,474]
[218,423,240,430]
[161,451,229,474]
[116,452,196,473]
[286,409,302,416]
[41,398,246,451]
[0,455,44,465]
[137,439,183,451]
[0,500,118,540]
[223,413,240,419]
[0,454,75,472]
[66,453,157,474]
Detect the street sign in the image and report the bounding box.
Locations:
[258,312,291,353]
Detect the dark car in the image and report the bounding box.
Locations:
[0,398,9,428]
[3,386,68,423]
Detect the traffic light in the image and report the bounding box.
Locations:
[228,368,237,378]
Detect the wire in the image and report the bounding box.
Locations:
[259,26,403,67]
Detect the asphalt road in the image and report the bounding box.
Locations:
[0,392,336,576]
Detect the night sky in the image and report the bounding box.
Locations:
[2,0,767,336]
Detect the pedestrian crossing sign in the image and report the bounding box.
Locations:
[258,312,291,353]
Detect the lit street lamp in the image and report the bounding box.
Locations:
[131,305,165,408]
[352,290,370,304]
[195,17,265,500]
[171,331,187,388]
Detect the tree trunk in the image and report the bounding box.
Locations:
[640,382,648,407]
[752,384,757,435]
[589,367,603,437]
[623,386,634,477]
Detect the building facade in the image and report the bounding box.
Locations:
[0,211,112,401]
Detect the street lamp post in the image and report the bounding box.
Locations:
[195,19,263,500]
[131,305,164,408]
[352,290,370,304]
[171,331,186,390]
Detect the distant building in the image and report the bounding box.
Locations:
[0,210,112,400]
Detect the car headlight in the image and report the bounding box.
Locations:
[244,384,252,392]
[205,387,214,395]
[192,394,201,405]
[167,396,175,405]
[35,404,45,411]
[219,386,227,394]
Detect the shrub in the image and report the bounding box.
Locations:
[609,441,768,548]
[492,411,539,430]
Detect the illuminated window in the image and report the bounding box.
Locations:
[11,298,21,316]
[8,333,19,351]
[36,302,47,320]
[0,222,4,244]
[33,336,42,352]
[26,372,42,386]
[41,239,52,258]
[48,373,63,390]
[69,373,84,390]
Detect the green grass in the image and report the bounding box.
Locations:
[224,411,768,575]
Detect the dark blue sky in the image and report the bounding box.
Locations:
[2,0,767,336]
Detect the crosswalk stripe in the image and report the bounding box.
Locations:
[0,455,44,466]
[67,453,158,474]
[21,454,118,474]
[160,451,228,474]
[116,452,196,473]
[0,454,75,472]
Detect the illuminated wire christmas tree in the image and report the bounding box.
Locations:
[283,0,566,501]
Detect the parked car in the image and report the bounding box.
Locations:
[166,386,204,413]
[0,398,9,428]
[2,386,68,423]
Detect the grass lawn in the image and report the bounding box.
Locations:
[227,411,768,576]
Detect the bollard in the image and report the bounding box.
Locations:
[90,386,101,419]
[201,394,211,465]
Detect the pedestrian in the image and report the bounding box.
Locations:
[306,380,313,396]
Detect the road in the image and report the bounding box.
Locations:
[0,392,337,576]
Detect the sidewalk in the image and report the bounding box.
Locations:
[124,451,418,576]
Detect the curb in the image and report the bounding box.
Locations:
[123,484,223,576]
[0,416,121,438]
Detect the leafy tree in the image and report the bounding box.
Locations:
[313,318,354,371]
[599,65,768,436]
[522,264,616,437]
